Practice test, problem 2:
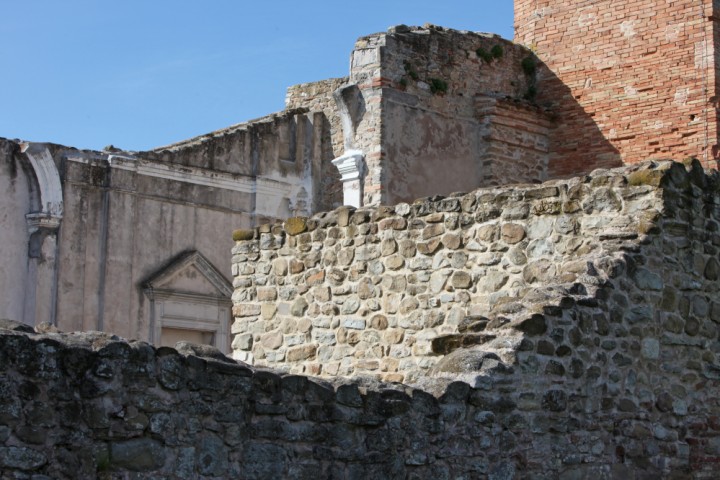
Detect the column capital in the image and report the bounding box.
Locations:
[332,150,365,208]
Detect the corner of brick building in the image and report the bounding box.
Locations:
[515,0,720,174]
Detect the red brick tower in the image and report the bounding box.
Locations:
[515,0,719,175]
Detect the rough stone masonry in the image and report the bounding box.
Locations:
[2,160,720,478]
[1,161,720,478]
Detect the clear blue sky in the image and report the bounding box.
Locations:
[1,1,514,152]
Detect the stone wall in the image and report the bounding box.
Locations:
[345,25,552,206]
[515,0,719,174]
[234,161,708,382]
[230,160,720,478]
[2,161,720,478]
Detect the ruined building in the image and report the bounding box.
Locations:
[1,0,720,477]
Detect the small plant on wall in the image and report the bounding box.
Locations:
[522,56,537,76]
[429,78,448,95]
[521,55,539,102]
[476,44,504,63]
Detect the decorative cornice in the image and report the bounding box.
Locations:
[25,213,62,235]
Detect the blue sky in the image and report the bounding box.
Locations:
[1,1,514,151]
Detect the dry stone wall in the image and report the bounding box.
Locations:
[236,160,720,477]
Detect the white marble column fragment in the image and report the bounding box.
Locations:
[332,150,365,208]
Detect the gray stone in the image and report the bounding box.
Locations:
[341,295,361,314]
[429,270,452,293]
[634,268,663,291]
[232,333,253,351]
[344,318,366,330]
[450,271,473,289]
[0,446,47,470]
[110,438,166,471]
[196,434,228,476]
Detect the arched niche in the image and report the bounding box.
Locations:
[0,141,63,326]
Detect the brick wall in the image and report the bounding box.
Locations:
[515,0,720,175]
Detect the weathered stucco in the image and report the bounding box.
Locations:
[0,108,335,350]
[337,25,552,206]
[0,140,33,323]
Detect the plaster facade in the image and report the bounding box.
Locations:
[0,110,333,351]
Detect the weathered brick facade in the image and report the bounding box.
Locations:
[515,0,720,175]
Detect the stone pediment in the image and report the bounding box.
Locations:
[143,251,232,299]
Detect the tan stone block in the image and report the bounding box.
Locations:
[297,318,312,333]
[417,239,442,255]
[356,359,380,370]
[422,223,445,239]
[233,303,261,317]
[312,286,331,302]
[501,223,526,244]
[370,314,388,330]
[398,239,417,257]
[305,269,325,286]
[382,373,404,383]
[383,329,404,344]
[260,331,283,350]
[385,254,405,270]
[286,344,317,362]
[450,271,473,289]
[324,362,340,375]
[381,238,397,256]
[289,259,305,274]
[442,233,462,249]
[382,358,399,372]
[425,213,444,223]
[272,258,288,276]
[261,304,277,320]
[257,287,277,301]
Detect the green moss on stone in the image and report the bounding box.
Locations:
[232,229,255,241]
[626,169,666,187]
[284,217,308,236]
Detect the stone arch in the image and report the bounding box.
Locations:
[20,142,63,220]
